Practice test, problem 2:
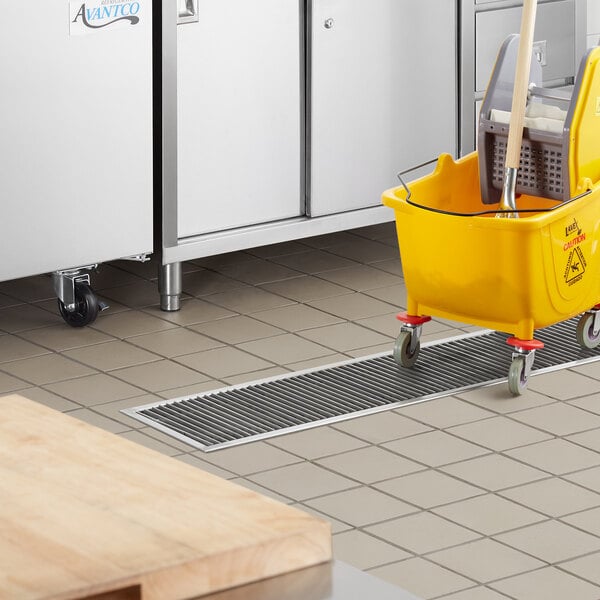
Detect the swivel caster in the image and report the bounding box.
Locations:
[393,312,431,368]
[576,308,600,349]
[506,337,544,396]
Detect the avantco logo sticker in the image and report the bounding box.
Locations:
[69,0,142,36]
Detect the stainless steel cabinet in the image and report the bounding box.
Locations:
[176,0,303,237]
[0,0,153,325]
[309,0,457,217]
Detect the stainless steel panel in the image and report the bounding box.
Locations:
[309,0,457,217]
[475,1,576,91]
[0,0,153,281]
[176,0,303,238]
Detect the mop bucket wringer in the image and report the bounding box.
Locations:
[382,43,600,395]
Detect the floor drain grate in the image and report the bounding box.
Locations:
[124,318,600,451]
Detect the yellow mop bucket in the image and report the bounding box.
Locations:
[382,39,600,395]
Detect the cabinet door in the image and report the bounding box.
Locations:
[177,0,303,238]
[309,0,457,217]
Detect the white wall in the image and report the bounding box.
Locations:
[589,0,600,47]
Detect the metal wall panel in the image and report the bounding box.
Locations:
[0,0,153,281]
[309,0,457,217]
[176,0,303,238]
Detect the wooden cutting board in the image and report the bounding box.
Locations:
[0,395,331,599]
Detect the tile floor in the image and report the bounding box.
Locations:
[3,222,600,599]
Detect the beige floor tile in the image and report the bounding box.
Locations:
[1,354,96,385]
[292,503,352,534]
[397,397,495,429]
[383,430,490,467]
[375,470,485,509]
[175,346,274,379]
[206,287,295,314]
[194,441,301,476]
[327,240,399,264]
[447,416,552,451]
[247,462,357,501]
[366,512,481,555]
[156,380,222,399]
[16,387,79,412]
[189,315,285,345]
[268,426,367,460]
[427,538,544,583]
[118,429,181,456]
[45,373,145,406]
[495,520,600,563]
[316,265,403,291]
[433,494,546,536]
[142,299,236,326]
[284,353,347,371]
[126,328,224,359]
[90,265,146,290]
[500,478,600,517]
[505,439,600,475]
[354,313,402,337]
[332,411,432,444]
[271,250,358,274]
[111,360,211,393]
[0,293,21,308]
[91,310,177,338]
[566,428,600,453]
[437,586,512,600]
[0,335,49,363]
[362,283,407,307]
[301,231,360,249]
[509,403,600,436]
[0,371,33,394]
[317,446,425,484]
[306,486,415,527]
[490,566,600,600]
[260,276,352,302]
[571,360,600,380]
[237,334,333,365]
[441,454,548,491]
[89,394,159,428]
[299,322,391,352]
[19,324,115,352]
[527,370,600,400]
[0,304,63,332]
[228,477,294,504]
[560,552,600,586]
[561,506,600,537]
[370,258,403,276]
[65,407,130,434]
[251,304,344,332]
[565,466,600,493]
[456,382,556,414]
[190,251,255,269]
[181,270,248,297]
[0,275,54,302]
[221,366,290,385]
[216,259,302,285]
[307,293,398,321]
[138,426,197,452]
[101,281,161,308]
[568,393,600,416]
[247,240,311,258]
[345,343,395,358]
[368,558,474,600]
[332,530,410,570]
[174,454,236,480]
[62,340,161,371]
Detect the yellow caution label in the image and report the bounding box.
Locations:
[564,246,586,285]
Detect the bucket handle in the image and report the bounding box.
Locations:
[396,158,439,203]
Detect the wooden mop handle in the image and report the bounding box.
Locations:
[505,0,538,169]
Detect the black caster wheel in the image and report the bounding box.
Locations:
[57,283,99,327]
[576,312,600,349]
[508,356,528,396]
[393,330,420,368]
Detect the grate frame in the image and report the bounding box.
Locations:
[123,319,600,452]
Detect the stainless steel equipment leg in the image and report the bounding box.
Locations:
[160,262,182,311]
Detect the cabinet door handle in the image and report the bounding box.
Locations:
[178,0,198,24]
